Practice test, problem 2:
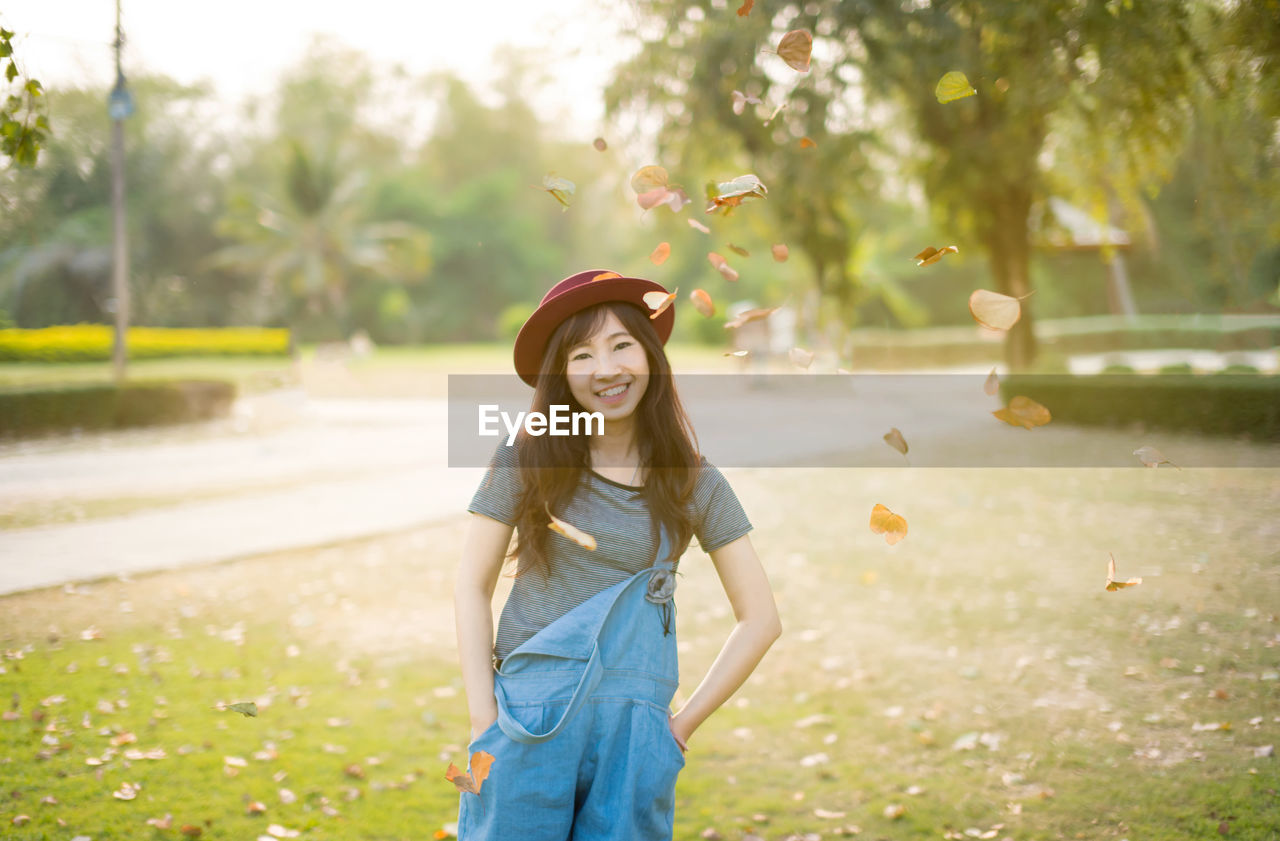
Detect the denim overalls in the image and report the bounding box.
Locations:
[456,525,686,840]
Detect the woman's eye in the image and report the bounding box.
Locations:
[615,341,632,351]
[571,352,589,361]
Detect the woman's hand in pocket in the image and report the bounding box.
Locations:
[469,711,498,743]
[667,712,690,754]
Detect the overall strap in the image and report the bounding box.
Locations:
[494,522,676,745]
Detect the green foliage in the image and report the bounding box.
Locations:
[0,325,290,363]
[497,301,535,341]
[1000,372,1280,439]
[0,26,48,176]
[0,378,236,438]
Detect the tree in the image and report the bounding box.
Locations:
[1,25,49,198]
[609,0,1202,369]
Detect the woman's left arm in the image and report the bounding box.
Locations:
[669,533,782,749]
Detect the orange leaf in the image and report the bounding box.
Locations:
[772,243,789,262]
[969,288,1021,330]
[799,136,817,149]
[546,503,597,550]
[690,289,715,318]
[869,504,908,545]
[707,252,727,270]
[446,750,496,795]
[649,242,671,266]
[776,29,813,72]
[718,264,740,282]
[590,271,621,282]
[1106,553,1142,591]
[643,288,678,320]
[914,245,958,267]
[992,395,1051,430]
[737,0,754,16]
[180,826,203,838]
[724,307,778,329]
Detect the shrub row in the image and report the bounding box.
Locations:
[0,379,237,438]
[0,325,291,363]
[998,373,1280,441]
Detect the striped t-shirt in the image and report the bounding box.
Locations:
[467,441,754,661]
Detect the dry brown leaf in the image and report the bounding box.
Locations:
[690,289,715,318]
[883,803,907,819]
[969,289,1022,330]
[914,245,958,267]
[649,242,671,266]
[446,751,496,795]
[728,243,750,257]
[546,504,597,550]
[707,252,727,270]
[992,395,1051,429]
[883,428,908,456]
[180,825,203,838]
[799,136,817,149]
[146,814,173,829]
[643,289,678,320]
[718,264,740,282]
[869,504,908,546]
[1106,553,1142,591]
[737,0,754,16]
[776,29,813,72]
[983,367,1000,396]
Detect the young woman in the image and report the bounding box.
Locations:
[454,269,782,840]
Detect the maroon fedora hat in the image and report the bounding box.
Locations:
[513,269,675,387]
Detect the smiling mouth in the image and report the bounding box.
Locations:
[595,383,630,398]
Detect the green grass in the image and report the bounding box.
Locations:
[2,465,1279,839]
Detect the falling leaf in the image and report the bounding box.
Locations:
[638,186,691,212]
[592,137,607,152]
[1134,445,1181,470]
[983,367,999,396]
[737,0,754,16]
[225,702,258,717]
[763,101,788,125]
[993,395,1051,429]
[688,218,711,234]
[631,165,670,194]
[539,175,575,211]
[546,503,597,550]
[799,136,817,149]
[771,243,789,262]
[776,29,813,72]
[590,271,621,282]
[724,350,749,357]
[728,243,750,257]
[708,252,727,270]
[690,289,715,318]
[650,242,671,266]
[789,347,814,369]
[1106,553,1143,591]
[935,71,977,103]
[883,428,908,456]
[643,289,678,320]
[446,751,495,795]
[724,307,778,330]
[731,90,763,115]
[969,289,1022,330]
[706,174,768,214]
[914,245,958,267]
[869,504,908,546]
[719,264,740,282]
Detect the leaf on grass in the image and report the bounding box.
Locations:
[643,289,678,320]
[789,347,814,369]
[935,71,977,103]
[869,504,908,545]
[969,289,1022,330]
[776,30,813,72]
[992,395,1051,429]
[112,781,140,800]
[914,245,958,267]
[446,750,495,795]
[983,367,1000,396]
[225,702,258,717]
[1133,445,1180,470]
[546,503,597,550]
[724,307,778,329]
[884,803,907,819]
[883,428,908,456]
[1105,553,1142,591]
[146,814,173,829]
[650,242,671,266]
[690,289,715,318]
[180,825,202,838]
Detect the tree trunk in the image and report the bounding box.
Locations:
[982,193,1038,372]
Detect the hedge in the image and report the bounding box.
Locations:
[998,373,1280,441]
[0,379,237,438]
[0,325,291,363]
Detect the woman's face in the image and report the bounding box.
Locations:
[565,308,650,421]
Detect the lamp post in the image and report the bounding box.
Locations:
[108,0,133,383]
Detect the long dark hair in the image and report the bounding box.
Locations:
[505,301,700,580]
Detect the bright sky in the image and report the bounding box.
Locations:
[0,0,635,140]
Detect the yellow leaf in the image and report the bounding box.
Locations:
[935,71,977,103]
[690,289,715,317]
[630,165,669,194]
[649,242,671,266]
[992,395,1051,429]
[914,245,958,266]
[546,503,597,550]
[869,504,908,545]
[777,29,813,72]
[969,289,1022,330]
[1105,553,1142,591]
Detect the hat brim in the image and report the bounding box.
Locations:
[513,274,675,387]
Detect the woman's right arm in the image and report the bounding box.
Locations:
[454,512,515,740]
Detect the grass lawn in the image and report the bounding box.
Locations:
[2,461,1278,840]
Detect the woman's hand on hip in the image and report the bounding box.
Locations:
[668,712,690,753]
